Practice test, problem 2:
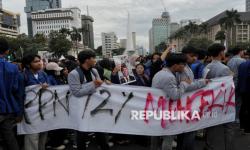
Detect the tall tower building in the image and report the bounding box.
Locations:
[120,39,127,49]
[132,32,136,50]
[101,32,119,57]
[0,0,2,10]
[149,28,154,53]
[152,12,171,52]
[247,0,250,12]
[0,0,21,38]
[25,0,62,37]
[81,15,95,49]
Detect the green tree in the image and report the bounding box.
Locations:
[155,42,167,53]
[184,21,199,38]
[170,22,200,45]
[215,31,226,44]
[219,9,241,47]
[2,34,39,59]
[48,31,72,58]
[33,33,47,44]
[187,38,213,50]
[198,23,209,38]
[70,27,82,55]
[59,28,71,35]
[95,46,102,56]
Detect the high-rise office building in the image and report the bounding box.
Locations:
[120,39,127,49]
[149,28,154,53]
[81,15,94,49]
[25,0,62,36]
[247,0,250,12]
[0,1,21,37]
[101,32,119,57]
[31,7,81,37]
[152,12,171,51]
[0,0,2,10]
[132,32,136,50]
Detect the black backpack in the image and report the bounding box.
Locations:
[75,67,97,84]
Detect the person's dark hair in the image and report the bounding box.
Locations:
[245,48,250,56]
[182,46,197,54]
[64,60,78,72]
[230,46,243,55]
[65,55,76,62]
[225,52,233,58]
[135,63,145,69]
[0,38,9,54]
[166,53,187,67]
[208,43,225,57]
[77,50,96,64]
[22,54,41,69]
[99,58,112,70]
[110,60,116,70]
[197,49,207,60]
[146,55,151,61]
[95,63,104,80]
[151,52,161,60]
[45,69,56,76]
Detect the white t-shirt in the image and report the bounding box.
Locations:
[34,74,39,80]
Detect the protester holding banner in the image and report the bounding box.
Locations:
[174,46,208,150]
[205,43,234,150]
[0,38,22,150]
[67,50,110,150]
[21,54,50,150]
[177,46,208,91]
[44,62,69,149]
[152,53,191,150]
[45,62,64,86]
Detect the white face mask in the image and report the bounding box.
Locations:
[55,71,61,76]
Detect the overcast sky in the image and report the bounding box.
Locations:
[2,0,246,49]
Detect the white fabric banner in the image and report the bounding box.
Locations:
[18,76,235,136]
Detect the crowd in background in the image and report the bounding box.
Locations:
[1,36,250,150]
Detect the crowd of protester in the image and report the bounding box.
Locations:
[0,36,250,150]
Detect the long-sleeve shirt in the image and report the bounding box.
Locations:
[47,75,60,86]
[23,69,50,86]
[152,68,189,100]
[68,68,100,97]
[0,57,23,116]
[176,65,207,92]
[191,60,205,79]
[205,60,232,79]
[18,69,50,111]
[227,55,245,89]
